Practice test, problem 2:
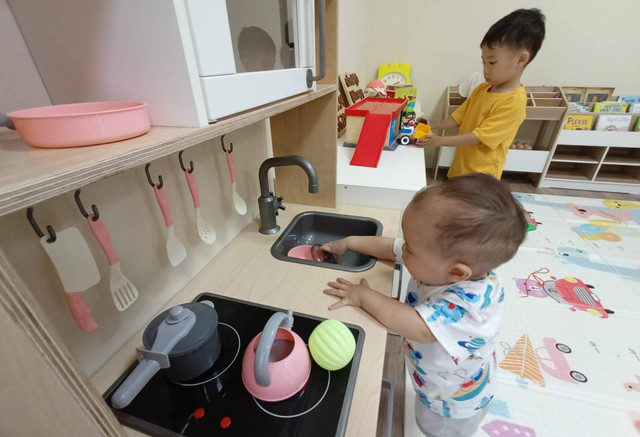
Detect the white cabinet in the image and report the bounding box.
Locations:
[337,142,427,210]
[8,0,321,127]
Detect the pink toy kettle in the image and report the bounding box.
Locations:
[242,309,311,402]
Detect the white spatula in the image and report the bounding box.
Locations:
[225,148,247,216]
[153,184,187,267]
[39,227,100,332]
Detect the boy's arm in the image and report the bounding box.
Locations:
[324,278,437,343]
[417,116,458,130]
[321,236,395,262]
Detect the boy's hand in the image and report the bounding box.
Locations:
[320,239,349,263]
[323,277,372,310]
[416,133,442,147]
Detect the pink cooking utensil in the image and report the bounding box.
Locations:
[221,136,247,215]
[146,164,187,267]
[179,152,216,245]
[75,190,138,311]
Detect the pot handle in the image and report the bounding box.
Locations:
[0,113,16,130]
[255,309,294,387]
[111,306,196,409]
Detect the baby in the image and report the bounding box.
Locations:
[322,173,527,437]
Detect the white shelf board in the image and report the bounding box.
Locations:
[557,130,640,148]
[438,146,549,173]
[539,177,640,194]
[551,154,599,164]
[337,143,426,191]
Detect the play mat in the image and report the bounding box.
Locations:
[473,193,640,436]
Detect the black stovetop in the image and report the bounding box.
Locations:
[104,293,364,437]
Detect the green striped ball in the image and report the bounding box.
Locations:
[309,319,356,371]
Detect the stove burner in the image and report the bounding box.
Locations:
[253,364,331,419]
[172,323,241,387]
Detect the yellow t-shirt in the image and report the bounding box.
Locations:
[449,83,526,179]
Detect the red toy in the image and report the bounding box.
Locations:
[345,97,407,167]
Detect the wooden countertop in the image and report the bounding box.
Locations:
[92,203,401,437]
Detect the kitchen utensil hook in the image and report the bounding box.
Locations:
[74,189,99,221]
[221,135,233,153]
[178,150,194,173]
[145,163,163,189]
[26,207,56,242]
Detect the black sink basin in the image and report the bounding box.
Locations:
[271,211,383,272]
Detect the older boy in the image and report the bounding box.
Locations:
[322,174,527,437]
[417,9,546,179]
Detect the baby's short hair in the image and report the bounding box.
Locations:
[411,173,527,271]
[481,8,546,64]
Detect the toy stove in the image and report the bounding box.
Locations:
[104,293,364,437]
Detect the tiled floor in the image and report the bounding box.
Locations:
[374,169,640,437]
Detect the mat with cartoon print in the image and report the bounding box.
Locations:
[475,193,640,436]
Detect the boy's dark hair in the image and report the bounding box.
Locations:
[412,173,527,271]
[481,8,546,64]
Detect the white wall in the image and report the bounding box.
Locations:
[0,0,50,113]
[339,0,640,120]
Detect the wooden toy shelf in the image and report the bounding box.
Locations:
[539,113,640,194]
[433,86,567,178]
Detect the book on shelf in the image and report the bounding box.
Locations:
[618,95,640,103]
[630,103,640,114]
[585,87,615,103]
[564,115,593,130]
[568,102,593,112]
[593,102,629,113]
[594,114,632,131]
[562,86,586,102]
[635,117,640,132]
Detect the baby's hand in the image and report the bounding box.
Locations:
[323,277,371,310]
[416,133,442,147]
[320,239,348,263]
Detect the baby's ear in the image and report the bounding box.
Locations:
[447,263,473,282]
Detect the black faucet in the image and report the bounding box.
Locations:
[258,155,319,234]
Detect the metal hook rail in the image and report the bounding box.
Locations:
[145,163,163,188]
[26,207,56,242]
[221,134,233,153]
[178,150,194,173]
[74,189,99,221]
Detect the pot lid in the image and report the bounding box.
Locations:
[143,302,218,357]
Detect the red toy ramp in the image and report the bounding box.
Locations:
[349,112,392,167]
[347,97,407,168]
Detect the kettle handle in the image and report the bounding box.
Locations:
[255,309,294,387]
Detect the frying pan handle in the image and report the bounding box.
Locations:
[255,309,294,386]
[0,113,16,130]
[64,292,98,332]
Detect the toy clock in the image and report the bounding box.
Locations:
[377,62,412,86]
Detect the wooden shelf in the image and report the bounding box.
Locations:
[0,85,336,217]
[557,129,640,148]
[551,154,600,164]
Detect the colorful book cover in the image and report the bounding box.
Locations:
[568,102,593,113]
[594,114,632,131]
[585,87,615,103]
[593,102,629,113]
[393,86,418,103]
[635,117,640,132]
[564,115,593,130]
[562,86,586,103]
[618,95,640,103]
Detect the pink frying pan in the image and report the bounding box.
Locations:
[1,101,150,148]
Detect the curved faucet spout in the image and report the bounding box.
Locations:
[258,155,319,196]
[257,155,319,235]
